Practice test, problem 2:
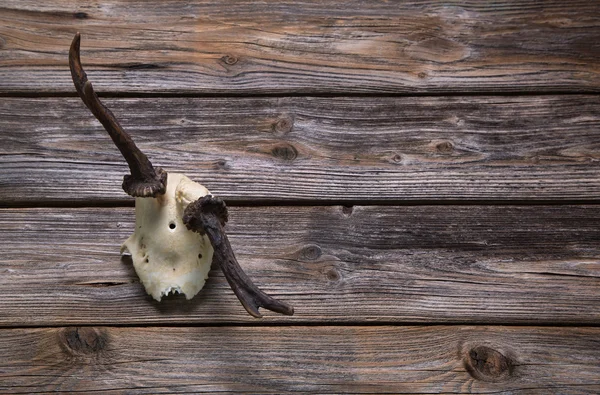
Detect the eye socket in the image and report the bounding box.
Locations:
[169,222,176,230]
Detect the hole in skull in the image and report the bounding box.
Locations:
[169,222,176,230]
[198,253,203,259]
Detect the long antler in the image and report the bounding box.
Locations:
[69,33,166,197]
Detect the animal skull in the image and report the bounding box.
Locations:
[69,33,293,318]
[121,173,213,301]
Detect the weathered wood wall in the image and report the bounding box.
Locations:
[1,1,599,393]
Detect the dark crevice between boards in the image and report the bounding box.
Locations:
[1,199,600,209]
[1,321,600,330]
[1,90,599,99]
[0,199,135,209]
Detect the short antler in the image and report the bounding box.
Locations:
[69,33,166,197]
[183,196,294,318]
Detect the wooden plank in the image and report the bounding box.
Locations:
[1,1,599,94]
[0,325,598,393]
[1,205,599,326]
[2,95,600,204]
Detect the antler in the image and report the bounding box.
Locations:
[184,196,294,318]
[69,33,166,197]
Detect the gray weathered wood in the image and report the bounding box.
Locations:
[0,325,598,393]
[3,1,599,392]
[1,205,599,326]
[2,95,600,204]
[1,1,599,94]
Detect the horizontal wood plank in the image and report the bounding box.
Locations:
[1,1,600,94]
[1,205,599,326]
[2,95,600,203]
[0,325,598,393]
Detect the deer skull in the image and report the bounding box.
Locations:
[121,172,213,301]
[69,33,293,318]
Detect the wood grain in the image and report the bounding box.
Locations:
[1,205,599,326]
[1,1,599,94]
[0,325,598,393]
[2,95,600,204]
[2,1,599,392]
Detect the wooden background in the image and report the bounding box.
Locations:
[1,1,599,393]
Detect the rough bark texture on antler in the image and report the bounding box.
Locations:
[183,196,294,318]
[69,33,166,197]
[69,33,294,318]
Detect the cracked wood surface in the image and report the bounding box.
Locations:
[0,205,598,326]
[1,0,600,94]
[0,326,599,393]
[1,95,600,204]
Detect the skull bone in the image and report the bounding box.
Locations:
[120,172,214,301]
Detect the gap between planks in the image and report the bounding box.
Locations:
[3,199,600,209]
[2,91,600,99]
[3,322,600,330]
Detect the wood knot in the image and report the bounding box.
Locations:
[436,141,454,153]
[274,116,294,134]
[300,245,322,261]
[221,55,238,65]
[60,327,108,356]
[464,345,513,382]
[271,143,298,161]
[213,159,228,170]
[325,268,340,281]
[342,205,354,216]
[73,11,89,19]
